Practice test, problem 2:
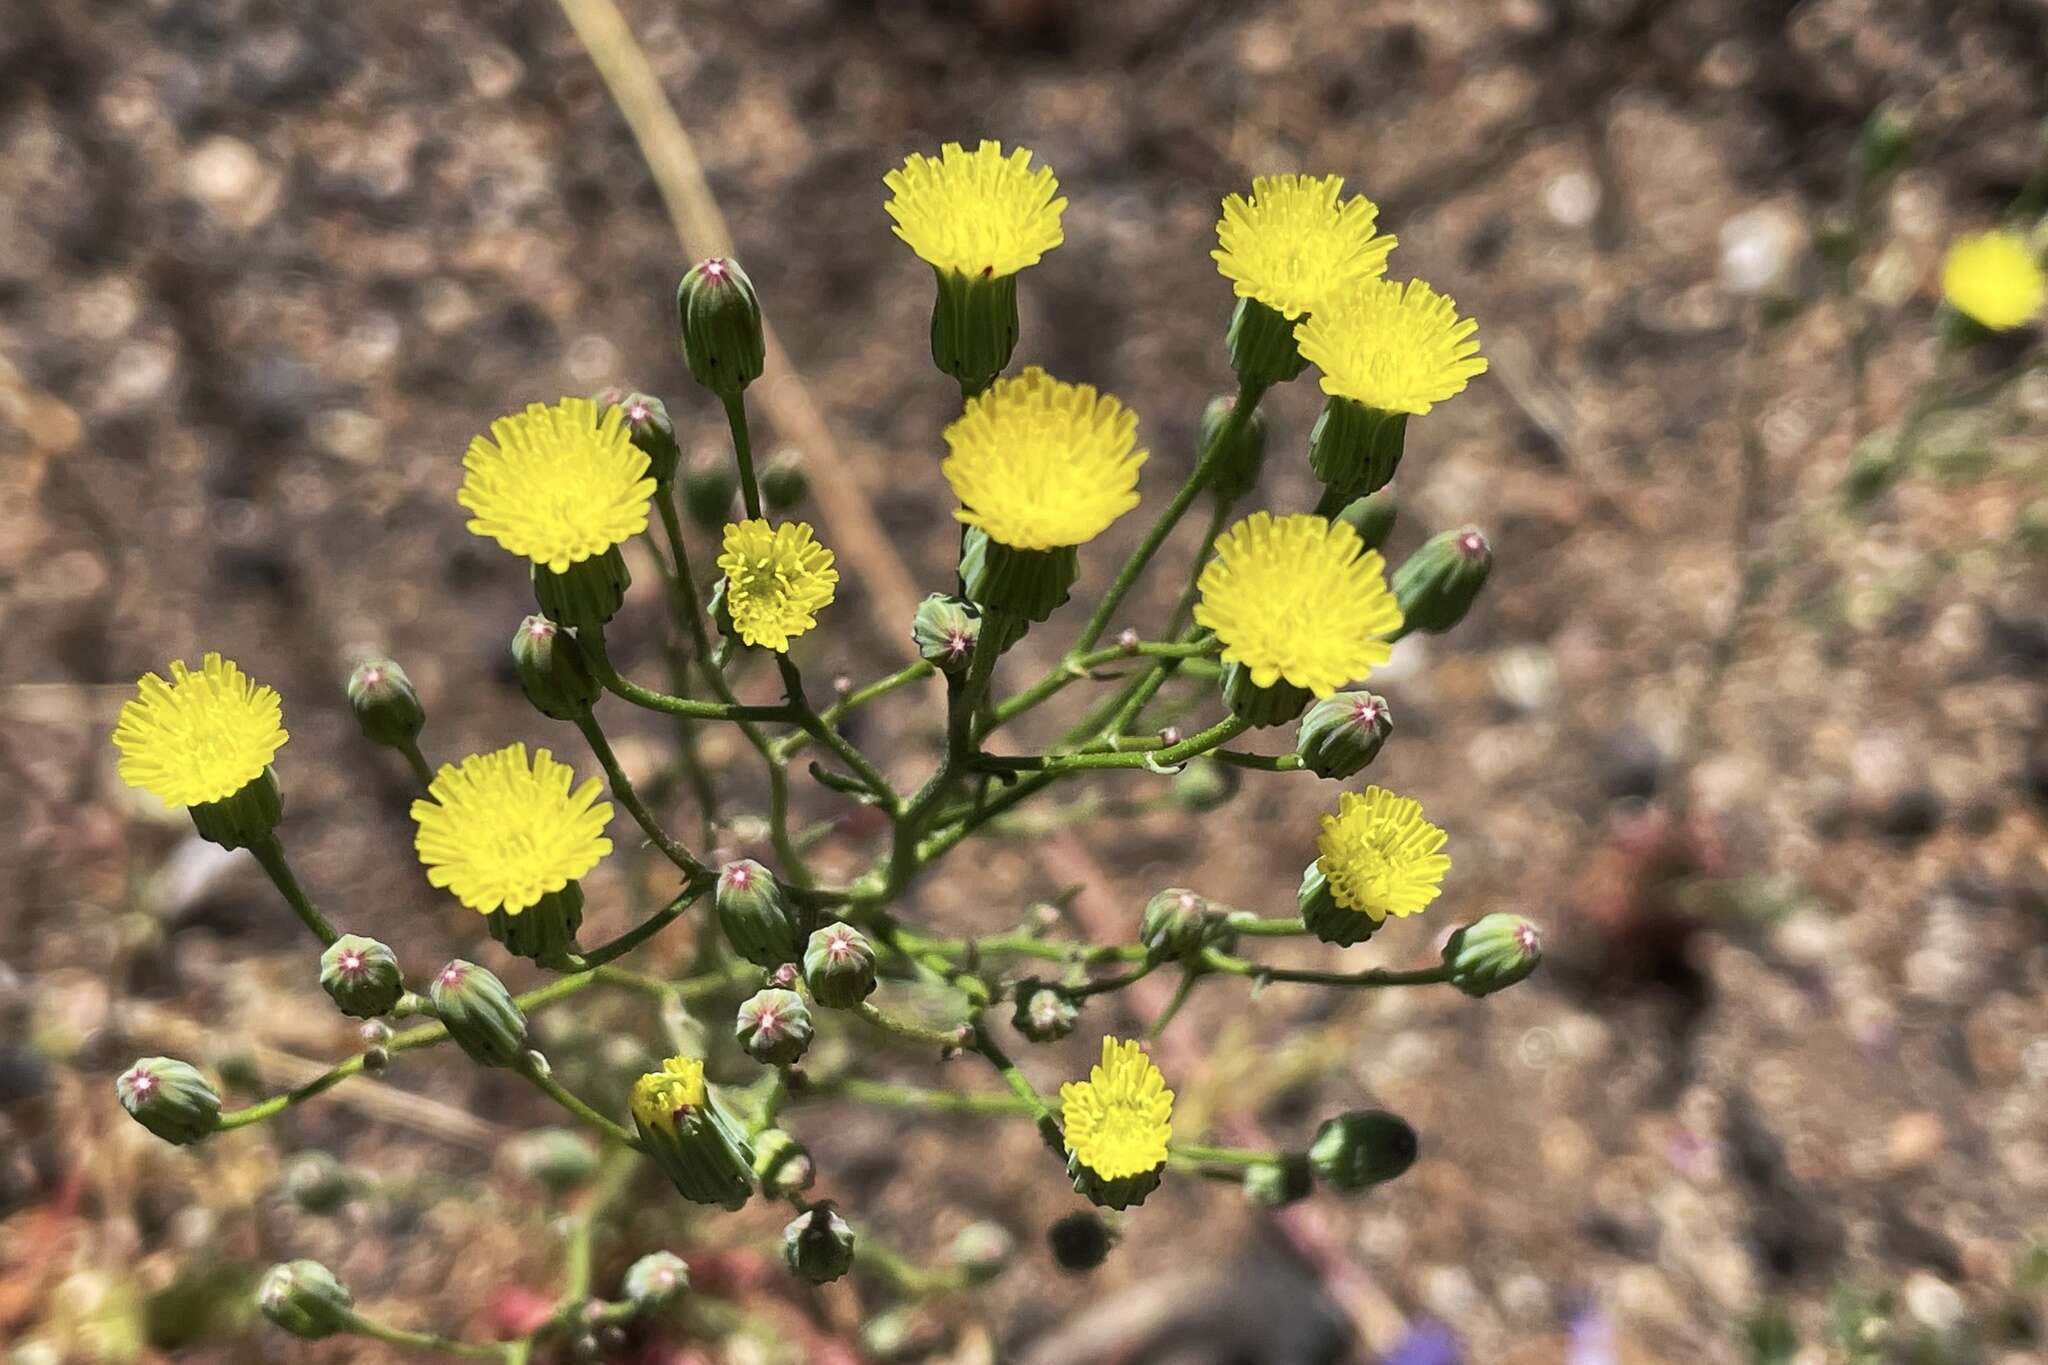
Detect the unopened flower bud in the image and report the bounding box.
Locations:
[782,1203,856,1284]
[751,1126,816,1196]
[912,593,983,675]
[319,934,404,1018]
[604,390,681,486]
[1201,393,1269,505]
[952,1221,1016,1285]
[1441,913,1543,997]
[1243,1154,1314,1208]
[257,1260,355,1340]
[511,615,601,721]
[760,449,807,510]
[678,257,766,398]
[509,1128,599,1194]
[429,960,528,1068]
[1294,693,1393,780]
[630,1056,755,1210]
[1334,490,1397,552]
[1391,527,1492,635]
[285,1152,358,1215]
[735,988,813,1067]
[346,658,424,750]
[1010,979,1079,1042]
[116,1057,220,1146]
[1170,756,1240,812]
[682,457,739,529]
[361,1045,390,1073]
[714,861,803,968]
[1047,1210,1113,1273]
[1308,1109,1418,1192]
[1139,888,1233,960]
[621,1251,690,1313]
[803,924,878,1008]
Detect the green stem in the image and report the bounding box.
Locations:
[584,627,792,722]
[398,737,436,790]
[981,637,1220,739]
[518,1055,641,1150]
[247,835,341,947]
[574,709,709,879]
[722,390,763,519]
[1168,1140,1282,1167]
[832,1077,1038,1117]
[341,1313,512,1360]
[1200,947,1454,990]
[972,714,1250,774]
[854,1000,969,1051]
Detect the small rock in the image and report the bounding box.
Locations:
[1885,1112,1944,1173]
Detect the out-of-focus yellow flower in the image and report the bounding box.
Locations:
[717,519,839,652]
[884,141,1066,278]
[942,367,1146,550]
[459,398,656,574]
[411,744,612,915]
[112,653,287,808]
[1296,278,1488,415]
[1060,1037,1173,1181]
[1940,230,2044,331]
[1194,512,1403,697]
[1316,786,1450,922]
[1212,174,1396,320]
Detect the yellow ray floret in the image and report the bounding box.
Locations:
[717,519,839,652]
[459,397,657,574]
[411,743,613,915]
[112,652,287,808]
[1940,230,2045,332]
[941,366,1147,550]
[884,140,1067,278]
[1193,512,1404,697]
[1059,1037,1174,1180]
[1212,174,1397,320]
[630,1056,708,1134]
[1296,277,1489,415]
[1316,786,1451,922]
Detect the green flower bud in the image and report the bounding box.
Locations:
[714,861,804,968]
[1308,395,1406,499]
[1010,979,1079,1043]
[1294,693,1393,780]
[1046,1210,1113,1274]
[951,1221,1016,1285]
[319,935,404,1019]
[678,257,766,398]
[284,1152,358,1215]
[1226,296,1308,388]
[187,766,283,850]
[782,1203,856,1284]
[429,960,528,1068]
[751,1126,816,1196]
[511,616,602,721]
[1169,755,1240,812]
[1139,888,1234,960]
[1334,490,1397,552]
[630,1056,755,1210]
[1221,659,1311,728]
[735,988,813,1067]
[1853,106,1910,187]
[345,658,424,750]
[1201,393,1269,505]
[532,544,631,631]
[485,884,584,964]
[508,1128,599,1195]
[1298,861,1378,948]
[600,390,681,486]
[621,1251,690,1313]
[929,267,1019,394]
[802,923,878,1008]
[760,448,807,510]
[1243,1154,1314,1209]
[116,1057,220,1146]
[1441,913,1543,997]
[1391,527,1492,636]
[911,593,983,675]
[959,528,1076,624]
[257,1260,355,1340]
[682,457,739,529]
[1308,1109,1418,1192]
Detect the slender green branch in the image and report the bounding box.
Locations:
[831,1077,1037,1116]
[982,637,1221,738]
[247,835,341,947]
[518,1055,641,1150]
[1200,947,1454,991]
[854,1000,970,1051]
[397,737,437,790]
[721,390,763,519]
[584,627,792,722]
[342,1312,513,1361]
[574,710,709,879]
[971,714,1250,774]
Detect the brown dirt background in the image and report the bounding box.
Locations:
[2,0,2046,1362]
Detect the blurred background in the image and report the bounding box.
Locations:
[3,0,2046,1361]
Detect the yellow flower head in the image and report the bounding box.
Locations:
[630,1055,708,1135]
[1940,230,2045,331]
[717,519,839,652]
[1059,1037,1173,1181]
[112,653,287,807]
[942,366,1147,550]
[411,744,612,915]
[884,140,1067,278]
[1213,174,1397,320]
[1194,512,1404,697]
[1316,786,1450,922]
[459,398,656,574]
[1296,277,1489,415]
